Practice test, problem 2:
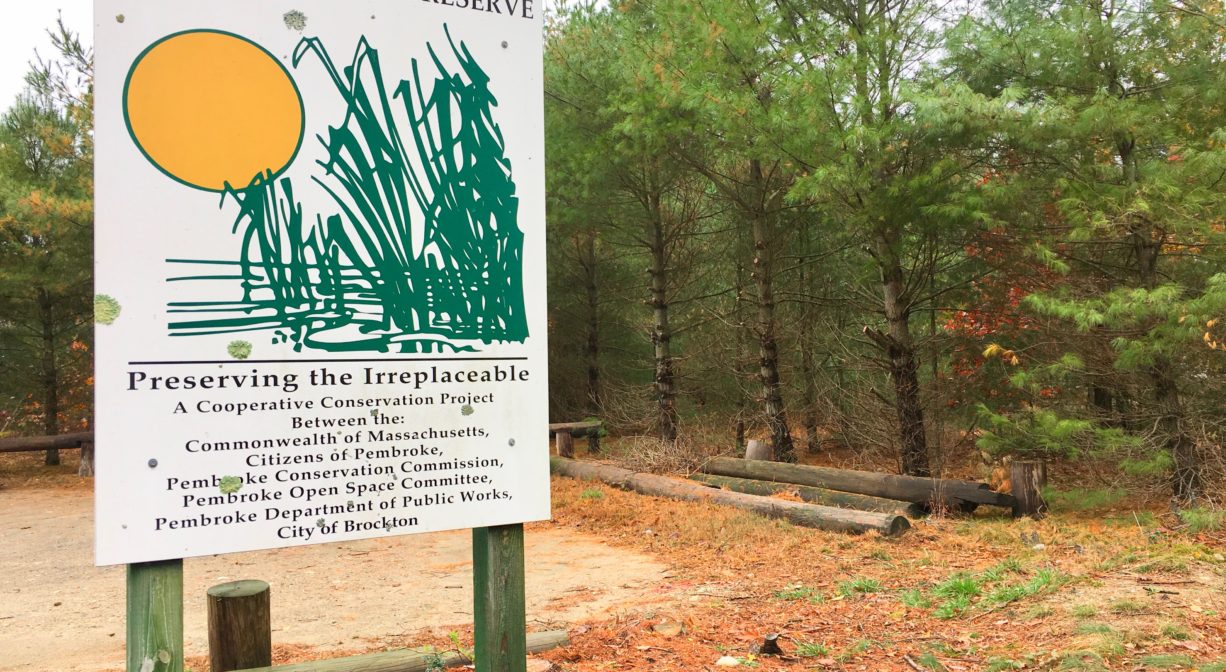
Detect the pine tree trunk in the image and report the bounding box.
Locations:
[581,230,602,422]
[801,339,819,455]
[1152,357,1200,501]
[799,235,820,455]
[39,290,60,466]
[648,190,678,443]
[872,226,929,477]
[749,160,794,462]
[734,260,748,452]
[1130,208,1200,502]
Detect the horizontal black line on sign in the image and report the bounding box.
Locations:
[126,357,531,365]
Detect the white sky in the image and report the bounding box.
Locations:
[0,0,583,113]
[0,0,93,109]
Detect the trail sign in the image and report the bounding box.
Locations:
[95,0,548,566]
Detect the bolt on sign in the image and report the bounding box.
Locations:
[94,0,548,565]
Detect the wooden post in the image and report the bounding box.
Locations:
[472,524,527,672]
[1010,460,1048,519]
[208,580,272,672]
[555,431,574,458]
[78,439,95,477]
[744,439,773,461]
[127,560,184,672]
[587,432,600,455]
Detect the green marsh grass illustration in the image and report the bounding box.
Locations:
[156,28,527,353]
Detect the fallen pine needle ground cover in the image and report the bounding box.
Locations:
[528,476,1226,672]
[3,452,1223,671]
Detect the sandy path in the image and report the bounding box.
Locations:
[0,488,671,671]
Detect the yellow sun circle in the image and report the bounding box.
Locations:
[124,30,304,192]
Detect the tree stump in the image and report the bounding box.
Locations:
[208,580,272,672]
[556,431,574,458]
[1010,460,1048,519]
[78,440,95,477]
[744,439,773,461]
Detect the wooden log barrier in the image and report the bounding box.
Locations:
[208,580,272,672]
[547,421,602,438]
[700,457,1015,510]
[550,457,909,536]
[549,420,602,455]
[236,630,570,672]
[1010,460,1048,519]
[0,431,93,453]
[689,473,925,518]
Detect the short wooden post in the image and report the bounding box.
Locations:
[1010,460,1048,519]
[127,559,184,672]
[78,439,95,477]
[208,580,272,672]
[587,431,600,455]
[744,439,773,461]
[555,431,574,458]
[473,524,527,672]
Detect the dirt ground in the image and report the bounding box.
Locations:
[3,450,1226,672]
[0,485,673,672]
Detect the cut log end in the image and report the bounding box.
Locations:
[555,431,575,458]
[1010,460,1048,519]
[760,634,783,656]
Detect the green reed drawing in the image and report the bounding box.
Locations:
[164,28,528,353]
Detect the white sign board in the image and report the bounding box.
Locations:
[94,0,548,565]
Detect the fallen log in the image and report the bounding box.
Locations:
[237,629,568,672]
[0,431,93,453]
[700,457,1015,510]
[690,473,925,518]
[547,421,602,438]
[551,457,909,537]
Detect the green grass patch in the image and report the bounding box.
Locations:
[1138,654,1195,668]
[1058,650,1107,670]
[1160,623,1190,641]
[913,651,947,671]
[980,558,1024,582]
[1109,598,1146,615]
[933,573,982,600]
[1025,605,1054,620]
[837,577,883,597]
[909,563,1066,620]
[1091,632,1125,657]
[1075,622,1112,635]
[1071,605,1097,619]
[837,639,876,662]
[899,588,931,609]
[1178,507,1226,533]
[934,594,972,619]
[579,488,605,500]
[985,568,1067,607]
[793,641,829,657]
[774,585,824,603]
[1044,487,1126,512]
